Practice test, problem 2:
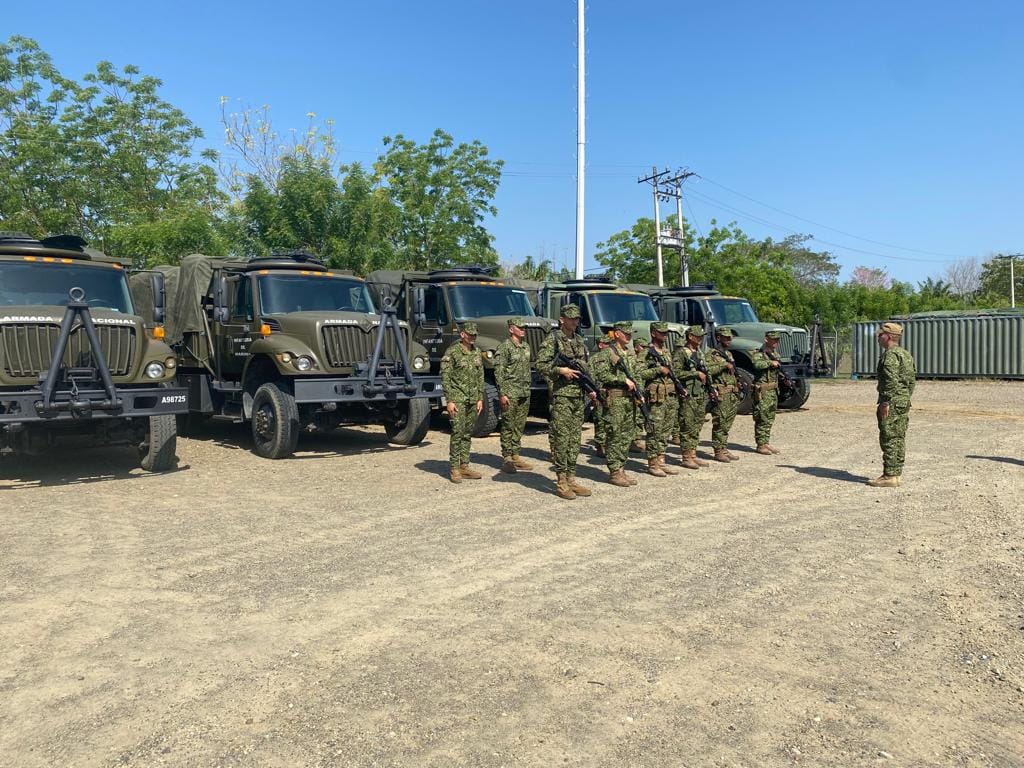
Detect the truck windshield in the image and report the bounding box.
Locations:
[258,274,376,315]
[591,293,658,323]
[706,298,758,324]
[0,261,134,313]
[448,285,536,319]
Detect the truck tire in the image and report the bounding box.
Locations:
[735,368,755,416]
[140,414,178,472]
[780,378,811,410]
[385,397,431,446]
[471,382,501,437]
[251,382,300,459]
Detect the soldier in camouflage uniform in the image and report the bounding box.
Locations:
[590,334,611,456]
[638,322,679,477]
[440,322,485,483]
[706,327,742,462]
[495,317,534,474]
[672,325,711,470]
[870,322,916,488]
[749,331,783,455]
[536,304,594,500]
[630,335,649,453]
[593,321,643,487]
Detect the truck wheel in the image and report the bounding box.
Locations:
[251,382,300,459]
[780,378,811,410]
[471,383,501,437]
[384,397,431,446]
[140,414,178,472]
[735,369,755,416]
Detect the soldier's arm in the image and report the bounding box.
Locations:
[906,354,917,397]
[493,343,511,395]
[593,352,625,385]
[705,350,727,377]
[440,351,458,397]
[672,349,699,381]
[535,335,557,378]
[749,351,770,371]
[475,352,486,400]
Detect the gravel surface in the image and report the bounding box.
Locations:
[2,379,1023,767]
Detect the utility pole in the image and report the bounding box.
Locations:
[638,167,671,286]
[668,169,697,286]
[574,0,586,279]
[639,168,697,287]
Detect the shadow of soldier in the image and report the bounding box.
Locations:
[965,455,1024,467]
[516,446,608,484]
[778,464,871,484]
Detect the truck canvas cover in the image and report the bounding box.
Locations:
[365,270,429,308]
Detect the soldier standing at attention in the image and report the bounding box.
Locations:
[639,322,679,476]
[495,317,534,474]
[536,304,593,500]
[630,334,649,453]
[589,333,612,457]
[672,325,711,470]
[870,322,916,488]
[749,331,783,455]
[706,327,742,462]
[593,321,643,487]
[440,322,485,483]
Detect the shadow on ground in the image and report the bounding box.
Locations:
[965,454,1024,467]
[182,421,434,459]
[778,464,870,484]
[0,448,190,489]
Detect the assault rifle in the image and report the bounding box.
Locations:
[687,349,720,403]
[712,345,749,400]
[765,350,797,399]
[646,345,689,400]
[553,345,605,405]
[610,351,653,432]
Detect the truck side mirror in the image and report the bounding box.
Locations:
[213,275,229,324]
[412,287,426,324]
[151,272,166,325]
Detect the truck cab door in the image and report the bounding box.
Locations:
[215,275,255,381]
[413,284,450,365]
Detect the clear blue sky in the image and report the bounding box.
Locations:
[7,0,1023,283]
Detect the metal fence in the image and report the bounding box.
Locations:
[852,314,1024,379]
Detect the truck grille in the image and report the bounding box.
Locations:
[778,330,808,361]
[321,325,407,368]
[1,323,136,378]
[523,327,550,357]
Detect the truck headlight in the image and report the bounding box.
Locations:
[413,355,427,370]
[145,362,166,379]
[293,355,313,371]
[164,356,177,369]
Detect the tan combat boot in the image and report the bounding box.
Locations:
[680,450,701,470]
[713,449,731,463]
[460,464,483,479]
[449,467,463,483]
[609,469,632,487]
[669,434,681,445]
[555,472,577,500]
[693,451,709,467]
[501,456,518,474]
[867,475,901,488]
[755,445,774,456]
[630,439,646,454]
[658,455,678,475]
[647,458,667,477]
[767,444,781,454]
[567,474,592,497]
[626,471,638,486]
[724,449,740,462]
[512,455,534,470]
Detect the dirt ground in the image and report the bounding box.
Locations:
[2,379,1023,768]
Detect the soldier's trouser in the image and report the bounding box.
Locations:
[500,395,530,457]
[753,389,778,445]
[550,395,585,474]
[712,392,739,450]
[593,402,607,446]
[449,400,476,468]
[878,400,910,476]
[605,394,636,472]
[646,396,678,459]
[679,393,706,452]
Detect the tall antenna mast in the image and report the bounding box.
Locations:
[574,0,586,279]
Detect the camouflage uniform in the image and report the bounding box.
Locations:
[749,333,782,452]
[440,324,485,473]
[631,336,649,447]
[706,328,742,461]
[494,319,532,467]
[639,323,679,473]
[593,322,642,484]
[536,305,593,498]
[672,326,710,468]
[589,344,612,452]
[875,325,916,480]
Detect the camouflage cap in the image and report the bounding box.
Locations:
[613,320,634,333]
[715,326,735,338]
[507,316,524,328]
[686,324,705,337]
[650,321,669,333]
[764,330,781,340]
[633,335,649,345]
[460,321,479,335]
[560,304,581,318]
[878,321,904,336]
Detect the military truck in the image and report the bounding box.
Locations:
[627,282,832,412]
[154,252,441,459]
[0,233,185,471]
[367,266,556,436]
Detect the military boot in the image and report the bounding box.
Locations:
[669,434,681,445]
[555,473,577,499]
[626,471,639,486]
[512,455,534,470]
[755,444,774,456]
[460,464,483,479]
[693,452,709,467]
[449,467,463,483]
[767,444,781,454]
[867,475,901,488]
[630,439,646,454]
[501,456,518,474]
[680,450,701,470]
[658,455,678,475]
[647,458,667,477]
[609,469,632,487]
[713,449,731,463]
[724,449,740,462]
[567,474,592,497]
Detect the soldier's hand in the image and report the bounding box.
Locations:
[626,379,636,392]
[877,403,890,420]
[659,365,671,376]
[770,360,781,369]
[697,372,706,383]
[726,363,735,373]
[446,401,458,418]
[475,399,484,416]
[560,366,580,380]
[499,395,510,410]
[587,392,598,402]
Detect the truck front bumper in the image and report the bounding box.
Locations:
[293,375,442,404]
[0,385,189,423]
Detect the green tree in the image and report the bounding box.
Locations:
[0,36,224,262]
[977,254,1023,306]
